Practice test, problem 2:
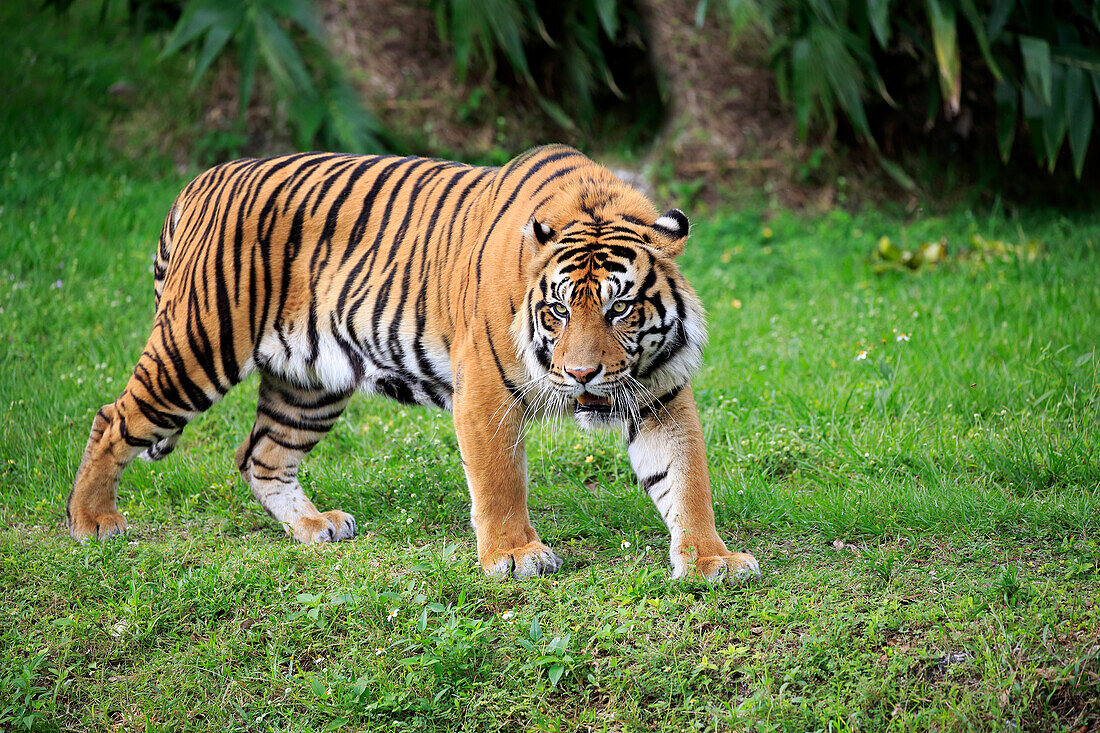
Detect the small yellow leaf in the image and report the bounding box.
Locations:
[877,236,902,261]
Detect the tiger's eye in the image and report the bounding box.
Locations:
[609,301,630,316]
[550,303,569,319]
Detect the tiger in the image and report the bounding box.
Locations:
[67,145,760,582]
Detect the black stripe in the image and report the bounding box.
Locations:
[641,470,668,491]
[485,321,523,402]
[258,402,340,433]
[118,415,154,448]
[261,431,320,453]
[275,388,350,410]
[132,395,187,430]
[154,327,215,411]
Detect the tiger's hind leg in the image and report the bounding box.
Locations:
[67,329,224,542]
[236,372,356,544]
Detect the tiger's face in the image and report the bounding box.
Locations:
[513,196,707,430]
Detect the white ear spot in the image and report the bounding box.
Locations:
[524,216,557,246]
[535,220,555,244]
[653,209,689,239]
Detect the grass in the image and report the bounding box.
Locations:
[2,4,1100,732]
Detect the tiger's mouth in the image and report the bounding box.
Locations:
[575,392,613,415]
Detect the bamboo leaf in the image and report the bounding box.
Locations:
[271,0,325,42]
[695,0,709,27]
[1041,64,1068,171]
[161,0,232,58]
[236,22,258,113]
[192,19,235,87]
[1065,66,1094,179]
[1020,35,1053,106]
[809,25,870,139]
[595,0,618,39]
[537,97,578,132]
[324,75,386,153]
[867,0,891,48]
[493,25,531,84]
[451,6,473,81]
[433,1,449,44]
[1021,84,1044,120]
[790,36,822,137]
[253,9,313,92]
[876,155,916,191]
[995,79,1018,163]
[985,0,1013,39]
[926,0,961,117]
[1050,44,1100,73]
[958,0,1001,80]
[288,91,324,149]
[1023,88,1048,167]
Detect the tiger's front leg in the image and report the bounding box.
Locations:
[628,385,760,581]
[452,373,563,579]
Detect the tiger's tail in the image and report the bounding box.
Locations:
[141,193,187,463]
[153,194,185,312]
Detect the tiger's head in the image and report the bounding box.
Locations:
[512,179,707,430]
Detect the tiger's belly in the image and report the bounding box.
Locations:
[253,312,454,410]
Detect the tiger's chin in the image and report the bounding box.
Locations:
[572,394,625,431]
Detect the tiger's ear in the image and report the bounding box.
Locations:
[651,208,690,258]
[522,216,558,249]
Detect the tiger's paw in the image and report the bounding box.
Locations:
[322,511,357,541]
[68,510,128,543]
[692,552,761,582]
[291,511,357,544]
[482,541,564,580]
[672,550,760,582]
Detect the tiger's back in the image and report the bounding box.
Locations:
[157,152,496,408]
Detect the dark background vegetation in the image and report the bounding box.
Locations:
[28,0,1100,208]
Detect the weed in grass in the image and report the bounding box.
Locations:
[0,651,54,732]
[517,613,576,688]
[861,546,902,587]
[994,564,1034,609]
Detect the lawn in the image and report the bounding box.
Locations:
[1,6,1099,733]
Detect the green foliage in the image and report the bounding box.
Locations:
[0,652,54,732]
[430,0,641,126]
[161,0,387,153]
[704,0,1100,180]
[517,614,577,687]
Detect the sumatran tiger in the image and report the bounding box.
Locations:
[67,145,760,582]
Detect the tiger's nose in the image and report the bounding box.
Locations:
[564,366,600,384]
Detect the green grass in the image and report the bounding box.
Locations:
[2,4,1100,732]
